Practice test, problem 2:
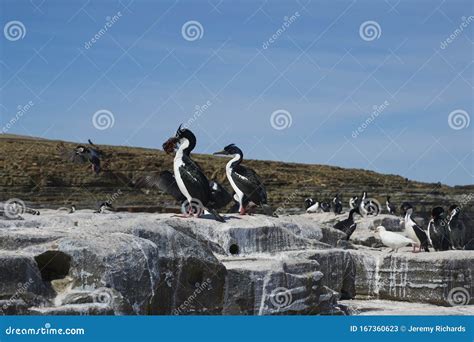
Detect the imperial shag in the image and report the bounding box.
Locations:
[213,144,273,216]
[402,203,430,253]
[333,208,361,240]
[448,205,464,249]
[428,206,451,251]
[349,196,358,210]
[163,125,225,222]
[57,139,107,174]
[386,196,396,215]
[305,198,321,213]
[333,194,343,214]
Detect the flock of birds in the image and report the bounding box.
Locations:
[304,191,466,252]
[1,125,468,254]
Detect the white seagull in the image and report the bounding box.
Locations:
[375,226,415,253]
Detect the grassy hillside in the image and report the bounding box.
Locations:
[0,134,472,222]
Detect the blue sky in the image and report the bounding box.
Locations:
[0,0,472,185]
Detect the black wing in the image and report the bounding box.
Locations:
[209,180,232,209]
[179,155,212,205]
[134,171,185,202]
[56,143,88,164]
[231,165,267,205]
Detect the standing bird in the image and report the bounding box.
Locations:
[375,226,415,253]
[448,205,464,249]
[349,196,358,210]
[163,125,225,222]
[333,208,361,240]
[386,196,396,215]
[213,144,273,216]
[57,139,107,174]
[333,194,343,214]
[402,203,430,253]
[428,206,451,251]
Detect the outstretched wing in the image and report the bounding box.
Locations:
[231,165,267,205]
[134,171,185,202]
[56,143,88,164]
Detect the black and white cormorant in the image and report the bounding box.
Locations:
[305,198,321,213]
[333,208,361,240]
[57,139,106,174]
[448,205,464,249]
[349,196,358,210]
[163,125,225,222]
[333,194,343,214]
[402,203,430,253]
[134,170,186,202]
[428,206,451,251]
[213,144,273,216]
[96,202,114,214]
[386,196,396,215]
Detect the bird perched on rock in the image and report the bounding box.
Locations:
[163,125,225,222]
[95,202,114,214]
[386,196,396,215]
[402,203,430,253]
[333,208,361,240]
[428,206,451,251]
[375,226,415,253]
[349,196,358,210]
[214,144,274,216]
[448,205,464,249]
[57,139,107,174]
[333,194,343,214]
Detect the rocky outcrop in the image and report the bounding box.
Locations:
[0,210,472,315]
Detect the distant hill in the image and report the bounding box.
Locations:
[1,134,472,224]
